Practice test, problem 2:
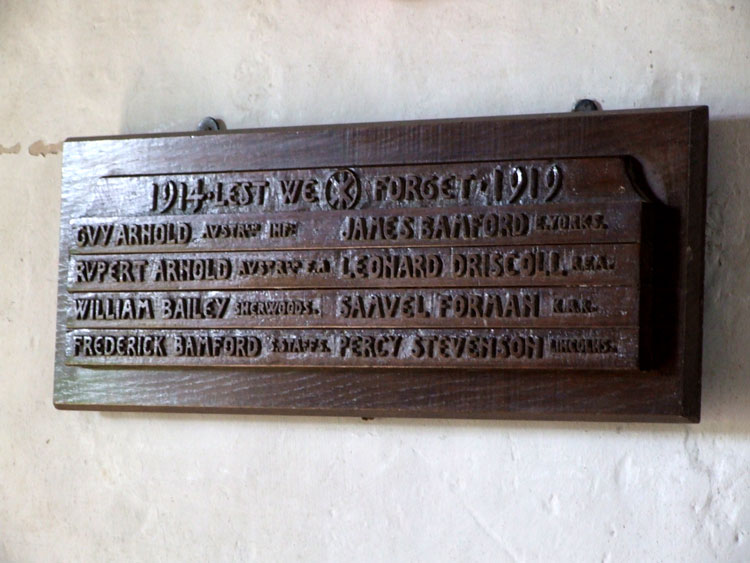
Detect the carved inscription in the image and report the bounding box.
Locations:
[54,107,712,420]
[148,164,560,214]
[62,155,648,371]
[70,202,644,253]
[85,157,640,219]
[68,244,639,291]
[66,287,637,328]
[66,328,639,369]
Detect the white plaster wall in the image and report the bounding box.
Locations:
[1,1,749,561]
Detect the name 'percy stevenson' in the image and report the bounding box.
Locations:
[70,331,621,362]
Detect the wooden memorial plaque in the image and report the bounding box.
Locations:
[54,107,708,421]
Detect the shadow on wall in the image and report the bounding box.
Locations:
[700,117,750,433]
[96,117,749,435]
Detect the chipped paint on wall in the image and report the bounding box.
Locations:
[28,140,63,157]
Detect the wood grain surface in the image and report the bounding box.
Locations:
[54,106,708,421]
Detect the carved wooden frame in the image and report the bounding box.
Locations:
[54,107,708,422]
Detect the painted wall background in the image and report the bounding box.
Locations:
[1,1,749,561]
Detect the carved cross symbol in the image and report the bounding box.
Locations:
[325,169,362,210]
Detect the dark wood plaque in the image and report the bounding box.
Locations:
[54,107,708,422]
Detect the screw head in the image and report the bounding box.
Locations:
[197,117,223,131]
[573,99,601,112]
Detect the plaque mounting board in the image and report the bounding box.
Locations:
[54,107,708,422]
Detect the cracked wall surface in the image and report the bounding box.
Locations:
[1,1,749,561]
